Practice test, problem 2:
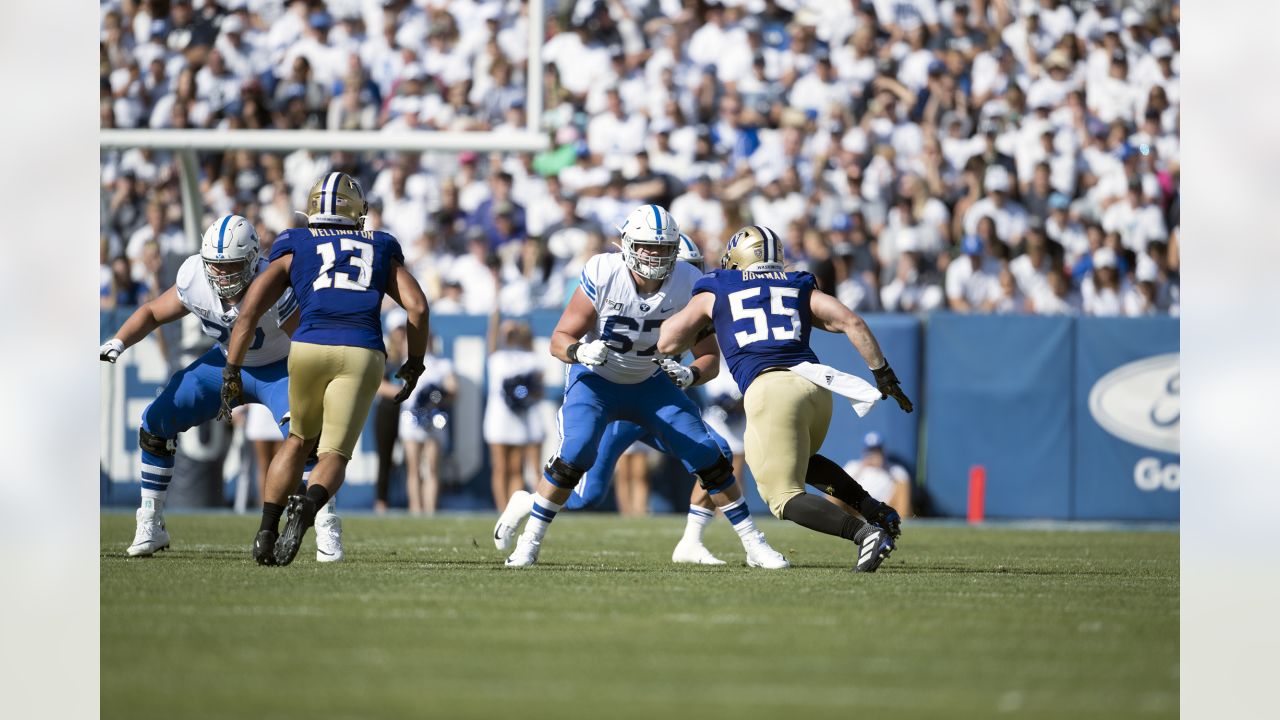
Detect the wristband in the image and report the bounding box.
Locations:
[567,342,582,363]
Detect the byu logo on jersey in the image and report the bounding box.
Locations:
[639,302,651,312]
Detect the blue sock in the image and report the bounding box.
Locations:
[139,447,174,512]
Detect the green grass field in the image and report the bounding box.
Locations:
[101,513,1177,720]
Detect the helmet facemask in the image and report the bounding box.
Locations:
[204,252,257,298]
[623,236,678,280]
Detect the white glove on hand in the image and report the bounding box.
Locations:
[100,338,125,363]
[657,358,695,389]
[574,339,609,367]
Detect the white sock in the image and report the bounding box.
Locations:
[683,505,715,543]
[140,489,165,514]
[523,496,563,542]
[718,496,758,541]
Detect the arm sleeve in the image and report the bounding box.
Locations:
[267,230,295,262]
[578,254,605,309]
[274,287,299,327]
[691,272,718,297]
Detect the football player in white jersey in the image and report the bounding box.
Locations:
[100,215,343,561]
[496,234,741,565]
[494,205,788,568]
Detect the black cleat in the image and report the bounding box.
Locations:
[852,524,895,573]
[273,494,317,566]
[253,530,279,566]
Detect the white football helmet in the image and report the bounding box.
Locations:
[618,204,680,280]
[200,214,260,298]
[677,232,704,271]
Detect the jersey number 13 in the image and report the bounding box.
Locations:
[312,239,373,292]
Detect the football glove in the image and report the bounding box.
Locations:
[99,338,125,363]
[654,358,698,389]
[858,497,902,539]
[394,355,426,404]
[871,360,914,413]
[216,364,243,423]
[569,339,609,367]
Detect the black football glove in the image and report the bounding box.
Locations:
[216,364,243,423]
[393,355,426,403]
[871,360,913,413]
[858,497,902,539]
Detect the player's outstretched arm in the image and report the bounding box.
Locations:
[550,287,602,365]
[100,286,189,362]
[387,262,430,402]
[656,293,714,356]
[810,289,913,413]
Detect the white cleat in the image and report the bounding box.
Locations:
[671,539,727,565]
[504,533,541,567]
[314,504,344,563]
[743,531,790,569]
[126,508,170,557]
[493,490,534,551]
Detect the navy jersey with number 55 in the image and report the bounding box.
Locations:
[693,269,820,393]
[269,227,404,353]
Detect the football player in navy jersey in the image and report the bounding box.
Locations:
[220,172,430,566]
[658,225,913,572]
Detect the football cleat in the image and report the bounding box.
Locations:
[126,508,170,557]
[253,530,278,566]
[504,533,541,567]
[314,503,344,563]
[493,489,534,551]
[273,494,318,566]
[852,524,895,573]
[743,531,790,569]
[671,539,727,565]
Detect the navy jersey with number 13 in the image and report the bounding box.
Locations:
[692,269,820,393]
[269,227,405,353]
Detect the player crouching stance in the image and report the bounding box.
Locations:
[100,215,342,560]
[657,226,913,572]
[496,205,787,568]
[219,172,429,566]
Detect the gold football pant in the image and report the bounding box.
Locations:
[286,341,384,458]
[743,370,833,518]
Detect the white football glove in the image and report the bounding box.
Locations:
[656,358,695,389]
[99,338,125,363]
[573,339,609,367]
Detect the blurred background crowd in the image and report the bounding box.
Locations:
[101,0,1180,323]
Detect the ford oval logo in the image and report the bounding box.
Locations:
[1088,353,1179,454]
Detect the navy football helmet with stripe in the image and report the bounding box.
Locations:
[199,214,259,299]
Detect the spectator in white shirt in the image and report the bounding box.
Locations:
[962,165,1030,249]
[842,432,912,517]
[946,234,1001,313]
[1010,227,1054,299]
[669,175,726,241]
[1081,246,1128,316]
[1031,266,1081,316]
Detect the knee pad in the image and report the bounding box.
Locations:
[544,456,586,490]
[694,454,734,494]
[139,427,176,457]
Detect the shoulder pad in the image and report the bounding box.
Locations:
[174,255,203,303]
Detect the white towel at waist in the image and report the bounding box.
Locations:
[787,361,881,418]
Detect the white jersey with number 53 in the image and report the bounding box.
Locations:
[174,255,297,367]
[578,252,702,384]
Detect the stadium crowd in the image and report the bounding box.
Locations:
[100,0,1180,320]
